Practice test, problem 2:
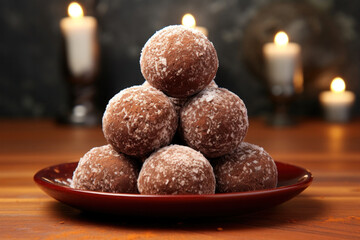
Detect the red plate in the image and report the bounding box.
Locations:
[34,161,312,217]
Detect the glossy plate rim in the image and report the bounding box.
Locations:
[34,161,313,217]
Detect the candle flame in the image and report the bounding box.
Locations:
[68,2,84,18]
[274,31,289,46]
[182,13,196,28]
[331,77,346,93]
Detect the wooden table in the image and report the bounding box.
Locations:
[1,118,359,239]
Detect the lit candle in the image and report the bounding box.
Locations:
[60,2,97,77]
[181,13,208,37]
[263,31,302,96]
[319,77,355,122]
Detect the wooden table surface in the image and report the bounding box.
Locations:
[1,118,359,240]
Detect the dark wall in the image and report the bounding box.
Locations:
[0,0,359,118]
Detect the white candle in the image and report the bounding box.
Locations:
[263,31,302,96]
[181,13,208,37]
[60,2,97,77]
[319,77,355,122]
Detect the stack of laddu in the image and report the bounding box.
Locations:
[71,25,278,195]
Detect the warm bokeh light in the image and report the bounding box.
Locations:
[331,77,346,93]
[274,31,289,46]
[182,13,196,28]
[68,2,84,18]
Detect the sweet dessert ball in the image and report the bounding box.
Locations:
[142,81,187,114]
[102,85,178,157]
[213,142,278,193]
[206,80,219,89]
[71,145,139,193]
[180,87,248,158]
[137,145,216,195]
[143,80,218,114]
[140,25,219,98]
[142,79,218,90]
[167,79,218,113]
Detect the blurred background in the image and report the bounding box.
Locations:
[0,0,359,120]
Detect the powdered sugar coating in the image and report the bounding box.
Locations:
[102,85,178,157]
[137,145,215,195]
[206,80,219,89]
[143,80,218,114]
[71,145,139,193]
[213,142,278,193]
[140,25,219,98]
[180,87,248,158]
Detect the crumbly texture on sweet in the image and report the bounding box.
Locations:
[143,80,218,114]
[140,25,218,98]
[180,87,248,158]
[206,80,219,89]
[71,145,139,193]
[137,145,216,195]
[102,85,178,157]
[213,142,278,193]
